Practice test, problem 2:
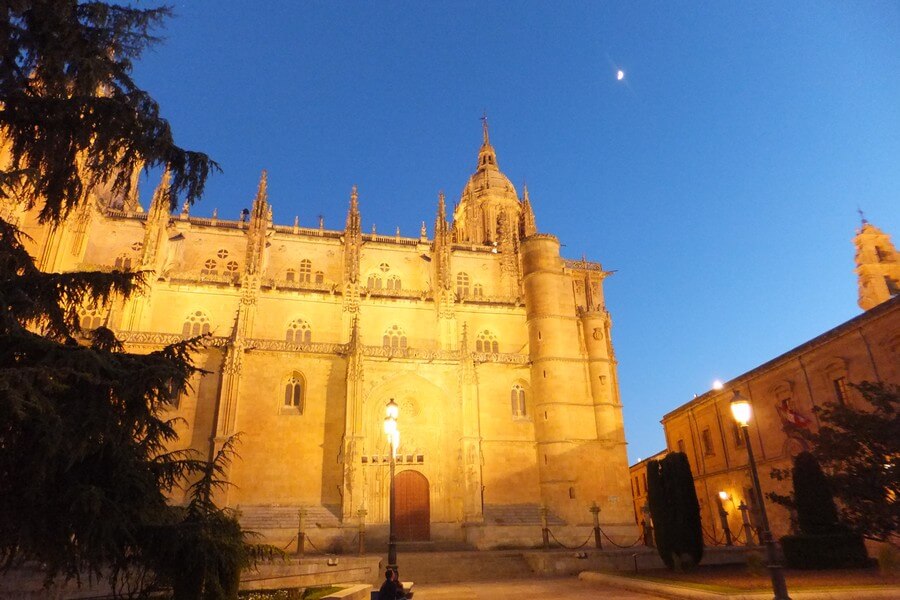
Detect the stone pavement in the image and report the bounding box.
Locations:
[410,575,666,599]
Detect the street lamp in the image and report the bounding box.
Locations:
[715,491,733,546]
[730,390,791,600]
[383,399,399,575]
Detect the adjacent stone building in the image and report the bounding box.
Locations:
[1,123,638,549]
[650,221,899,542]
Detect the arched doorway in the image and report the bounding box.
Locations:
[395,470,430,541]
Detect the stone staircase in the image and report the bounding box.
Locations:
[236,504,342,530]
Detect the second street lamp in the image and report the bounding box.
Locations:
[384,399,399,576]
[730,390,791,600]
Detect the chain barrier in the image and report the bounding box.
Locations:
[280,534,298,551]
[598,527,644,549]
[546,528,594,550]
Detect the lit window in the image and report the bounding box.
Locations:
[382,325,407,350]
[732,421,744,447]
[456,272,470,298]
[114,255,132,270]
[476,330,499,353]
[283,371,304,413]
[286,319,312,344]
[182,310,211,338]
[510,383,526,418]
[677,439,686,454]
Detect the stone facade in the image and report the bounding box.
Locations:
[654,228,899,543]
[1,124,637,549]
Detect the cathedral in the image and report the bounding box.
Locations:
[2,123,637,549]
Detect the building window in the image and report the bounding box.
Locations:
[569,486,576,499]
[642,473,647,494]
[315,271,325,284]
[382,325,407,350]
[701,428,715,456]
[299,259,312,283]
[182,310,211,338]
[677,439,685,454]
[875,246,887,262]
[732,421,745,447]
[380,262,390,272]
[473,283,484,298]
[367,273,382,289]
[283,371,304,413]
[833,376,849,405]
[79,303,104,330]
[286,268,296,282]
[456,272,470,298]
[510,384,526,418]
[114,255,132,270]
[476,330,499,353]
[201,259,217,276]
[286,319,312,344]
[886,276,900,296]
[216,249,229,259]
[386,274,402,290]
[225,260,239,273]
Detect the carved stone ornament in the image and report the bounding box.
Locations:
[592,327,603,341]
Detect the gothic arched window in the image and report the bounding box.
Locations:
[473,283,484,298]
[456,272,470,298]
[383,325,408,350]
[315,271,325,284]
[367,273,383,289]
[299,259,312,283]
[286,319,312,344]
[286,268,296,282]
[283,371,305,413]
[511,384,526,418]
[182,310,211,338]
[79,303,103,330]
[476,330,499,353]
[387,274,402,291]
[114,255,132,271]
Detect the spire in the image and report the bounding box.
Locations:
[857,207,868,227]
[250,170,268,225]
[476,113,498,172]
[345,185,361,235]
[481,111,490,145]
[521,184,537,237]
[148,168,172,219]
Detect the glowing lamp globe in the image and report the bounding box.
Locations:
[730,390,752,426]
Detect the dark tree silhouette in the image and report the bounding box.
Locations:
[647,452,704,569]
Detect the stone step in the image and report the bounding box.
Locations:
[392,550,535,584]
[482,503,565,526]
[236,504,342,530]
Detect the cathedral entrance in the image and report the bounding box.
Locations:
[394,470,430,541]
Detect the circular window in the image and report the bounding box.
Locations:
[217,249,229,259]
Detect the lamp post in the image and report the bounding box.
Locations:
[716,491,734,546]
[383,399,399,575]
[730,390,791,600]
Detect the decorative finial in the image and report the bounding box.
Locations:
[351,185,358,204]
[293,215,299,228]
[395,226,401,237]
[481,111,490,144]
[318,215,325,229]
[371,223,376,234]
[522,183,530,203]
[212,208,218,219]
[256,170,268,202]
[181,200,189,214]
[420,221,427,237]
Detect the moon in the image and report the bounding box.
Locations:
[616,69,625,81]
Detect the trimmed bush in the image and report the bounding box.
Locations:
[793,452,839,535]
[780,531,870,569]
[647,452,704,569]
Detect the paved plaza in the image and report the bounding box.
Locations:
[410,576,664,599]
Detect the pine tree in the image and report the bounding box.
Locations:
[0,3,266,595]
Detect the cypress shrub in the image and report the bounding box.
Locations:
[647,452,704,569]
[792,451,839,535]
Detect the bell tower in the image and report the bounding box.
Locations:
[854,217,900,310]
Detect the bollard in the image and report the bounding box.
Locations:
[715,496,733,546]
[540,506,550,549]
[738,501,753,546]
[296,507,306,556]
[589,501,602,549]
[357,507,367,555]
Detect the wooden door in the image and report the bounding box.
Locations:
[395,470,430,541]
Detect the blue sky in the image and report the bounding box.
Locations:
[133,1,900,463]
